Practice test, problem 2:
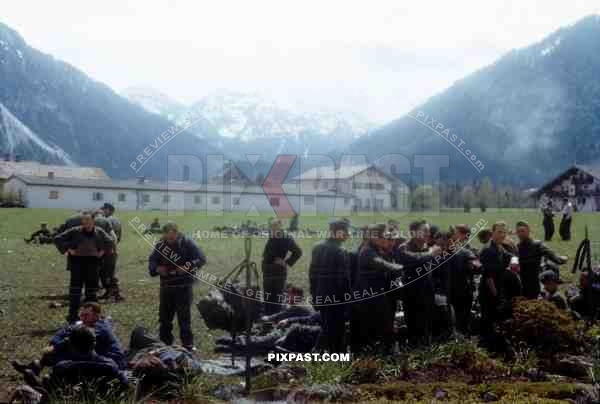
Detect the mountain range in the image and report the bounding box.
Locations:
[345,15,600,186]
[0,22,221,181]
[2,16,600,186]
[123,88,373,171]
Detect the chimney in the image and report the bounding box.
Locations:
[47,171,55,179]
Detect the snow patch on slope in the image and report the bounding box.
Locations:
[0,103,74,164]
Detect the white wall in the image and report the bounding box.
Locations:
[8,181,342,215]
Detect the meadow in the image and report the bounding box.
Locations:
[1,207,599,396]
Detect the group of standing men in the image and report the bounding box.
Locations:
[542,197,574,242]
[53,204,123,323]
[260,216,570,354]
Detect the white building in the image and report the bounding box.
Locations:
[534,164,600,212]
[0,161,108,185]
[289,164,410,212]
[4,163,407,215]
[4,174,353,216]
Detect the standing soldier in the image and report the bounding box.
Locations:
[542,204,555,242]
[54,211,115,323]
[352,224,403,352]
[309,218,351,352]
[148,222,206,351]
[516,221,567,299]
[448,227,478,334]
[559,198,573,241]
[99,203,124,301]
[478,221,515,344]
[262,218,302,315]
[397,220,441,347]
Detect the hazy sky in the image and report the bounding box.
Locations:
[3,1,599,122]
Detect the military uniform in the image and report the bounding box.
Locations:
[448,246,477,334]
[518,238,566,299]
[309,238,349,352]
[54,225,115,323]
[351,243,403,352]
[542,207,555,241]
[148,233,206,348]
[100,214,123,300]
[261,232,302,315]
[395,240,437,346]
[478,241,513,337]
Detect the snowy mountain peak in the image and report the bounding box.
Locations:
[193,90,374,142]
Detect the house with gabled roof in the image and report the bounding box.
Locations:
[533,164,600,212]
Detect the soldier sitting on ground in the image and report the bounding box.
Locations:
[19,326,129,401]
[567,271,597,319]
[24,222,54,244]
[12,302,126,375]
[144,218,162,234]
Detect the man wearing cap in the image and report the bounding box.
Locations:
[540,270,567,310]
[309,218,351,352]
[262,218,302,315]
[516,221,567,299]
[351,224,404,352]
[99,203,124,301]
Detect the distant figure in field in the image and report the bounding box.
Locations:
[559,198,573,241]
[24,222,53,244]
[542,205,555,241]
[145,217,162,234]
[288,212,299,232]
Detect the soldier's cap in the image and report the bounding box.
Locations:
[539,270,563,284]
[40,221,48,225]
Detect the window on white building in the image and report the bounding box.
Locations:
[365,198,371,208]
[118,193,126,202]
[344,197,350,206]
[48,190,59,200]
[233,197,240,206]
[304,196,315,205]
[211,196,221,204]
[143,194,151,203]
[92,192,104,201]
[194,195,202,204]
[375,199,384,209]
[162,194,171,203]
[270,197,280,207]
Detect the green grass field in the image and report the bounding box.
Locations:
[1,207,599,396]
